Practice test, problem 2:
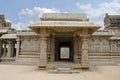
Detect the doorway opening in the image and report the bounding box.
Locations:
[55,37,74,62]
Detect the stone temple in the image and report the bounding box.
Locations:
[0,13,120,70]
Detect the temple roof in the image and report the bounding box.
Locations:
[104,13,120,27]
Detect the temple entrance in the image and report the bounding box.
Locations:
[55,37,74,62]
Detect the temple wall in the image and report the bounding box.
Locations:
[16,35,120,62]
[88,37,110,55]
[18,36,53,63]
[20,36,40,52]
[110,40,120,55]
[87,37,120,55]
[17,36,40,63]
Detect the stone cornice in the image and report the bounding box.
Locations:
[29,21,100,28]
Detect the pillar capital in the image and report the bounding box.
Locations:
[74,28,91,38]
[40,34,49,39]
[39,28,49,39]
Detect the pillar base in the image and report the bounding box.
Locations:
[81,61,89,69]
[38,60,47,70]
[81,66,89,69]
[38,65,47,70]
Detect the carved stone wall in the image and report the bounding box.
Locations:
[88,37,110,55]
[20,36,40,52]
[110,40,120,55]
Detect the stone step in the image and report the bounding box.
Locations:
[57,68,71,71]
[48,68,80,73]
[47,62,81,70]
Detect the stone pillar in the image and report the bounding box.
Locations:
[11,41,14,57]
[7,41,12,57]
[0,40,2,57]
[51,36,55,62]
[74,37,78,63]
[81,37,89,69]
[39,28,48,70]
[16,38,20,59]
[3,42,7,57]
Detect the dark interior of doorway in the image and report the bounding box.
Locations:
[55,37,74,62]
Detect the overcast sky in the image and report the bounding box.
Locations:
[0,0,120,30]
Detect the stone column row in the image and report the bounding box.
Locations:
[1,40,15,57]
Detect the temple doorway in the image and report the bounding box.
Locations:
[55,37,74,62]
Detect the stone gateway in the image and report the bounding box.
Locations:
[0,13,120,70]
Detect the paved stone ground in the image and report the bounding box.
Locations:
[0,64,120,80]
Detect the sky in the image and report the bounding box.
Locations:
[0,0,120,30]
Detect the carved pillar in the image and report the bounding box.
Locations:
[79,28,89,69]
[81,37,89,69]
[7,41,12,57]
[39,28,48,70]
[16,38,20,59]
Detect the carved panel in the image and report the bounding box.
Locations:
[20,36,40,51]
[110,41,120,53]
[88,37,110,53]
